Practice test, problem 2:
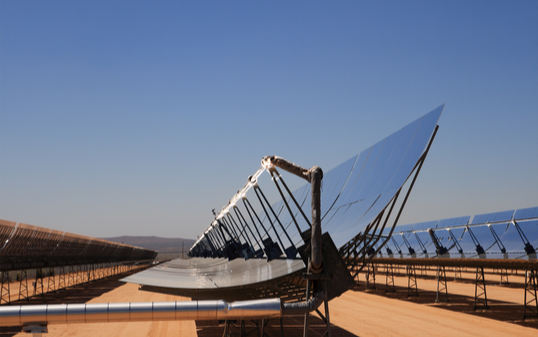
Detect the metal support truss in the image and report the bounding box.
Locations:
[221,319,270,337]
[391,237,402,255]
[488,225,506,254]
[418,266,428,277]
[414,233,428,255]
[34,268,44,297]
[47,268,56,292]
[454,266,462,282]
[269,169,305,237]
[58,266,66,290]
[18,269,28,301]
[513,220,535,255]
[447,229,463,254]
[500,268,509,286]
[303,265,312,337]
[270,169,311,229]
[242,197,282,261]
[401,234,416,255]
[406,265,419,297]
[466,226,485,255]
[523,269,538,319]
[428,229,448,256]
[474,267,489,310]
[254,184,297,259]
[385,264,395,293]
[1,271,10,304]
[68,265,75,287]
[233,206,263,258]
[365,263,376,291]
[435,266,448,303]
[301,267,332,337]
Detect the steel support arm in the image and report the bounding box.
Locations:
[262,156,324,274]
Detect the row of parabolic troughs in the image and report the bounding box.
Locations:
[0,219,157,271]
[377,206,538,259]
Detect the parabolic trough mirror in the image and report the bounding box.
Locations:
[123,104,444,302]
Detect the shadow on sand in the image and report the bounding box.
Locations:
[356,281,538,330]
[196,315,358,337]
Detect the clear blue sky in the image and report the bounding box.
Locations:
[1,1,537,239]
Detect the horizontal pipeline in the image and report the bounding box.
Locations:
[0,298,282,327]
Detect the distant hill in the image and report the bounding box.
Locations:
[102,236,195,260]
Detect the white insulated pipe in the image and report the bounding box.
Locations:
[0,298,281,327]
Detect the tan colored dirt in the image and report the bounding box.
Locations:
[330,288,536,337]
[14,283,197,337]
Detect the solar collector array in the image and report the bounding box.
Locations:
[0,220,158,271]
[381,206,538,260]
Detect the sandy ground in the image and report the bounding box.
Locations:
[12,283,196,337]
[7,270,537,337]
[330,289,536,337]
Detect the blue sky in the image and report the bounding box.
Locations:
[1,1,537,239]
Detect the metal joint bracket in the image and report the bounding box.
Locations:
[22,325,48,336]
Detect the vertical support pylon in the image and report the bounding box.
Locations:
[58,266,66,290]
[474,267,489,310]
[18,269,29,301]
[385,264,395,293]
[1,271,11,304]
[91,264,97,281]
[407,265,418,297]
[500,268,509,286]
[68,266,75,287]
[420,265,427,277]
[365,263,376,291]
[47,268,55,292]
[303,262,311,337]
[523,269,538,319]
[34,268,44,297]
[435,266,449,303]
[309,280,333,337]
[454,266,462,282]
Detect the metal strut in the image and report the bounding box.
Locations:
[242,197,282,261]
[474,267,489,310]
[488,224,506,254]
[407,265,419,297]
[365,263,376,291]
[1,271,10,304]
[466,226,485,255]
[512,220,535,255]
[391,236,402,255]
[253,185,289,258]
[233,206,264,258]
[446,229,463,254]
[269,169,306,240]
[18,269,28,301]
[254,184,297,259]
[435,266,449,303]
[385,264,396,293]
[262,155,323,274]
[523,269,538,319]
